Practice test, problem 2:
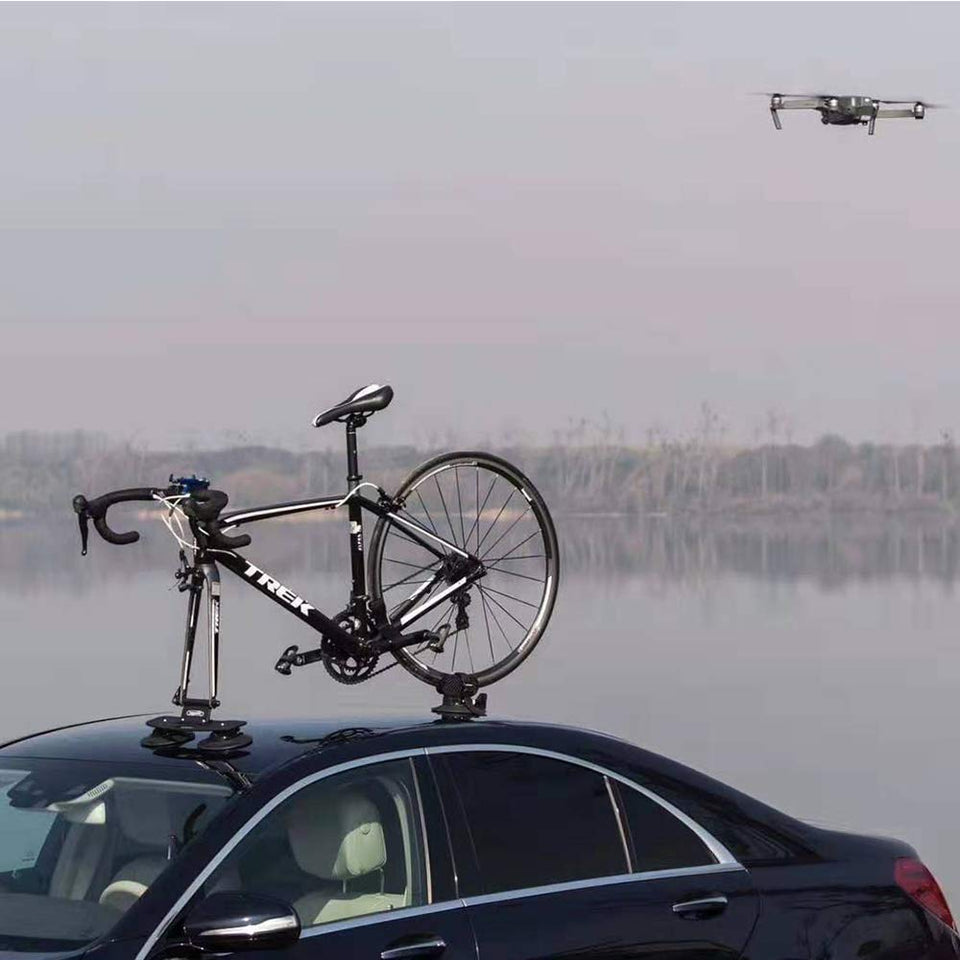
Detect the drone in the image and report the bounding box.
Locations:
[767,93,933,135]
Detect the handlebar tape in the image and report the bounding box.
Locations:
[182,489,229,522]
[181,490,252,550]
[74,488,159,548]
[73,486,252,553]
[205,523,252,551]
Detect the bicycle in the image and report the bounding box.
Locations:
[73,384,559,751]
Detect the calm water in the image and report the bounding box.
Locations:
[2,516,960,898]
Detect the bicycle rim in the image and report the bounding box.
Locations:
[368,452,559,688]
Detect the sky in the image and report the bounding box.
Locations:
[1,2,958,450]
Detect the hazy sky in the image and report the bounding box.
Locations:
[1,2,958,450]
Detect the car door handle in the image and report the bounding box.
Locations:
[380,936,447,960]
[672,894,729,919]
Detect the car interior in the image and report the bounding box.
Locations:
[206,762,426,927]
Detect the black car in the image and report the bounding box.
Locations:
[0,714,956,960]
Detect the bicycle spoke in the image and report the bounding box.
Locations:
[487,565,543,583]
[478,585,529,631]
[484,552,545,564]
[463,474,497,554]
[484,533,542,568]
[383,556,441,571]
[435,476,459,548]
[480,507,532,560]
[480,588,512,651]
[414,488,440,537]
[480,587,496,661]
[454,467,467,549]
[476,489,515,552]
[481,584,540,610]
[465,627,476,673]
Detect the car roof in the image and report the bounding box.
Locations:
[1,711,830,863]
[0,713,440,775]
[0,711,700,786]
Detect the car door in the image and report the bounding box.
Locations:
[149,754,476,960]
[430,746,759,960]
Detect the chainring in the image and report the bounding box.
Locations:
[321,627,379,686]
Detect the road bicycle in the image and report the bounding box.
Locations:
[73,384,559,750]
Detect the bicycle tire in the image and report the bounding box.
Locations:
[368,451,559,688]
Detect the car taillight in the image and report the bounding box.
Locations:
[895,857,956,930]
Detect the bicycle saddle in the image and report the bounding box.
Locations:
[313,384,394,428]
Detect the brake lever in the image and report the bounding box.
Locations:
[72,495,90,556]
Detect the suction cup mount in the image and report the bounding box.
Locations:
[432,673,487,721]
[142,700,252,755]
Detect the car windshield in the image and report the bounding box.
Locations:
[0,757,235,953]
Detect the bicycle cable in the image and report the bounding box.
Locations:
[333,482,383,508]
[154,494,197,552]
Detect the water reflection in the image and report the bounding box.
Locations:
[5,514,960,589]
[1,515,959,903]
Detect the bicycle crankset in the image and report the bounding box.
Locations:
[321,637,380,684]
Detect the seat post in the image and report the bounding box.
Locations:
[345,417,362,486]
[345,416,366,601]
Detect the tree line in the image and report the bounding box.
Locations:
[2,423,959,517]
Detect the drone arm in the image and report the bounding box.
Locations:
[876,108,918,119]
[776,98,823,110]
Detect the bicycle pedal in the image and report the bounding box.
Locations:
[274,645,299,676]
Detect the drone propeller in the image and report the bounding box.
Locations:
[750,91,830,99]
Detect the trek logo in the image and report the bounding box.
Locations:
[243,562,315,619]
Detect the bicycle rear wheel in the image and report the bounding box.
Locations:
[368,452,559,688]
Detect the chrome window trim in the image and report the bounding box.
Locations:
[298,899,465,939]
[135,748,432,960]
[425,743,740,866]
[605,775,633,871]
[137,741,743,960]
[461,862,744,909]
[409,756,433,905]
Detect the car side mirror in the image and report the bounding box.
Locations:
[183,892,301,952]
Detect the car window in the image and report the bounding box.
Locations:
[442,751,628,895]
[0,759,234,953]
[612,781,716,872]
[0,771,58,874]
[203,758,428,929]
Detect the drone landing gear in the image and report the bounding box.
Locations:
[432,673,487,721]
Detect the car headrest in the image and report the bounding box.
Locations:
[286,787,386,881]
[116,791,176,848]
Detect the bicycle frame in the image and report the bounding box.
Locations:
[215,491,475,636]
[174,457,481,712]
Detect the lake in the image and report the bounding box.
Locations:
[2,514,959,899]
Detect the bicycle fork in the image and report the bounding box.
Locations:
[173,560,222,719]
